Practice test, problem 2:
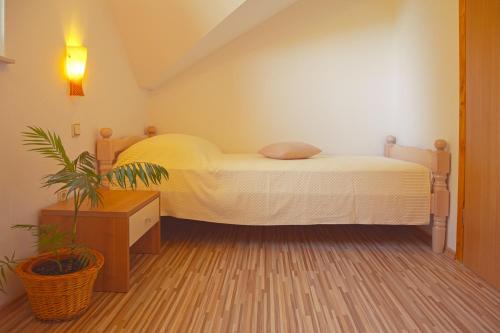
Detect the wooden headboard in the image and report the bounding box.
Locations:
[96,126,157,178]
[384,135,451,253]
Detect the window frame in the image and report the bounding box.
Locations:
[0,0,14,63]
[0,0,4,56]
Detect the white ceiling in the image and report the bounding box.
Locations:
[107,0,299,90]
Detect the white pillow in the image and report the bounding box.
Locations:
[259,142,321,160]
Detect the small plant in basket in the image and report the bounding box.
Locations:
[0,126,168,320]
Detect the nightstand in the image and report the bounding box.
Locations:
[40,190,161,292]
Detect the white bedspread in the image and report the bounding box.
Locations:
[113,135,431,226]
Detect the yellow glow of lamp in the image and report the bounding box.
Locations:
[66,46,87,96]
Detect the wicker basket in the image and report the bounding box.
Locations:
[15,248,104,321]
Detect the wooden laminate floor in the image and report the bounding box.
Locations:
[0,220,499,333]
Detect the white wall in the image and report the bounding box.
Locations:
[0,0,147,306]
[150,0,401,155]
[392,0,459,250]
[149,0,459,247]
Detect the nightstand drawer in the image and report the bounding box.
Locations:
[129,198,160,246]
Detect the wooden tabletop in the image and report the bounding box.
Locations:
[41,189,160,218]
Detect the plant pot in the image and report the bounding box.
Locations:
[15,248,104,321]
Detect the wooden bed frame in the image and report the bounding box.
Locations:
[96,127,451,253]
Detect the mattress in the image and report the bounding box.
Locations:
[113,135,431,226]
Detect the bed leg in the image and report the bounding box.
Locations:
[432,217,447,253]
[430,140,451,254]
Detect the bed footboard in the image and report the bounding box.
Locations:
[385,136,451,253]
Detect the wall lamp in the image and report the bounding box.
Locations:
[66,46,87,96]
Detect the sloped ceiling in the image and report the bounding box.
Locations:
[107,0,299,90]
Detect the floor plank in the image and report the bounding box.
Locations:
[0,219,499,333]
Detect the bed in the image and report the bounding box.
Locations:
[96,127,450,253]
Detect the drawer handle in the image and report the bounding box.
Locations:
[145,217,152,225]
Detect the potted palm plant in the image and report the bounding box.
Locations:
[0,127,168,321]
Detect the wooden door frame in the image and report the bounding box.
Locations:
[456,0,466,262]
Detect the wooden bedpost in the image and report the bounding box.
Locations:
[431,139,451,253]
[384,135,397,157]
[97,128,114,186]
[145,126,157,137]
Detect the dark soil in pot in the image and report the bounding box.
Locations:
[32,257,86,275]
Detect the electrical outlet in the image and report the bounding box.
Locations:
[71,123,81,137]
[57,190,68,202]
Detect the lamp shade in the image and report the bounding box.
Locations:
[66,46,87,96]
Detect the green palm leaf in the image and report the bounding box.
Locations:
[106,162,168,190]
[3,127,169,288]
[22,126,73,168]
